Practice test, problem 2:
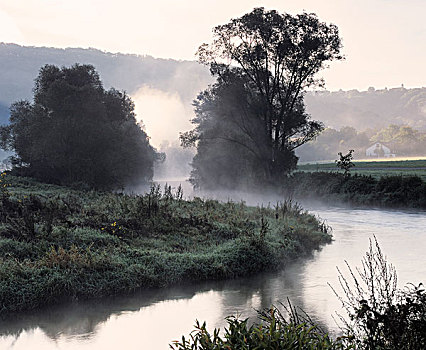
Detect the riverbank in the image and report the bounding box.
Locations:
[284,172,426,208]
[297,159,426,181]
[0,174,331,315]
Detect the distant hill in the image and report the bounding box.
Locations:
[0,43,212,108]
[305,87,426,131]
[0,43,425,132]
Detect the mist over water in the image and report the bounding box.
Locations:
[2,183,425,349]
[132,86,192,149]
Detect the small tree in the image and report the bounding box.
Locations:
[335,149,355,176]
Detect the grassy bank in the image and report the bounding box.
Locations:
[298,159,426,181]
[284,172,426,208]
[0,174,331,315]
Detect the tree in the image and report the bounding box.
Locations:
[335,149,355,176]
[181,7,343,188]
[0,64,158,189]
[371,124,425,156]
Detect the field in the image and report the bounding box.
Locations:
[297,159,426,181]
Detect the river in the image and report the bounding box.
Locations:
[1,190,425,349]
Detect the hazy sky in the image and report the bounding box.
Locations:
[0,0,425,91]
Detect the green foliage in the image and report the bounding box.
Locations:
[297,124,426,162]
[298,159,426,181]
[174,238,426,350]
[0,44,212,112]
[0,175,331,315]
[297,126,370,162]
[284,172,426,208]
[335,150,355,176]
[0,64,157,190]
[181,8,342,189]
[332,237,426,349]
[171,304,347,349]
[371,125,426,156]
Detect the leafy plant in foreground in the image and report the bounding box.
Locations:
[171,302,347,350]
[331,236,426,349]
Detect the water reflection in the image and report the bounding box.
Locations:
[1,204,425,349]
[1,261,324,349]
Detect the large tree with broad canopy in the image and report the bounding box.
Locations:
[181,8,343,188]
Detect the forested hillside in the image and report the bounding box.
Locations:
[1,43,424,132]
[0,43,212,108]
[1,44,425,165]
[305,87,426,131]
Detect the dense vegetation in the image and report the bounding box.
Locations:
[172,305,347,349]
[284,172,426,208]
[181,8,342,189]
[298,159,426,181]
[174,238,426,349]
[0,64,157,189]
[0,173,331,315]
[297,125,426,162]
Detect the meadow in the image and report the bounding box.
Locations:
[298,159,426,181]
[285,159,426,208]
[0,174,331,315]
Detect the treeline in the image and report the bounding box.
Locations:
[305,86,426,131]
[297,124,426,161]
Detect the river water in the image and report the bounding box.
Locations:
[1,188,425,349]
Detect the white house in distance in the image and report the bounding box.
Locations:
[366,143,396,158]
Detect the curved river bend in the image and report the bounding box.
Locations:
[1,203,425,349]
